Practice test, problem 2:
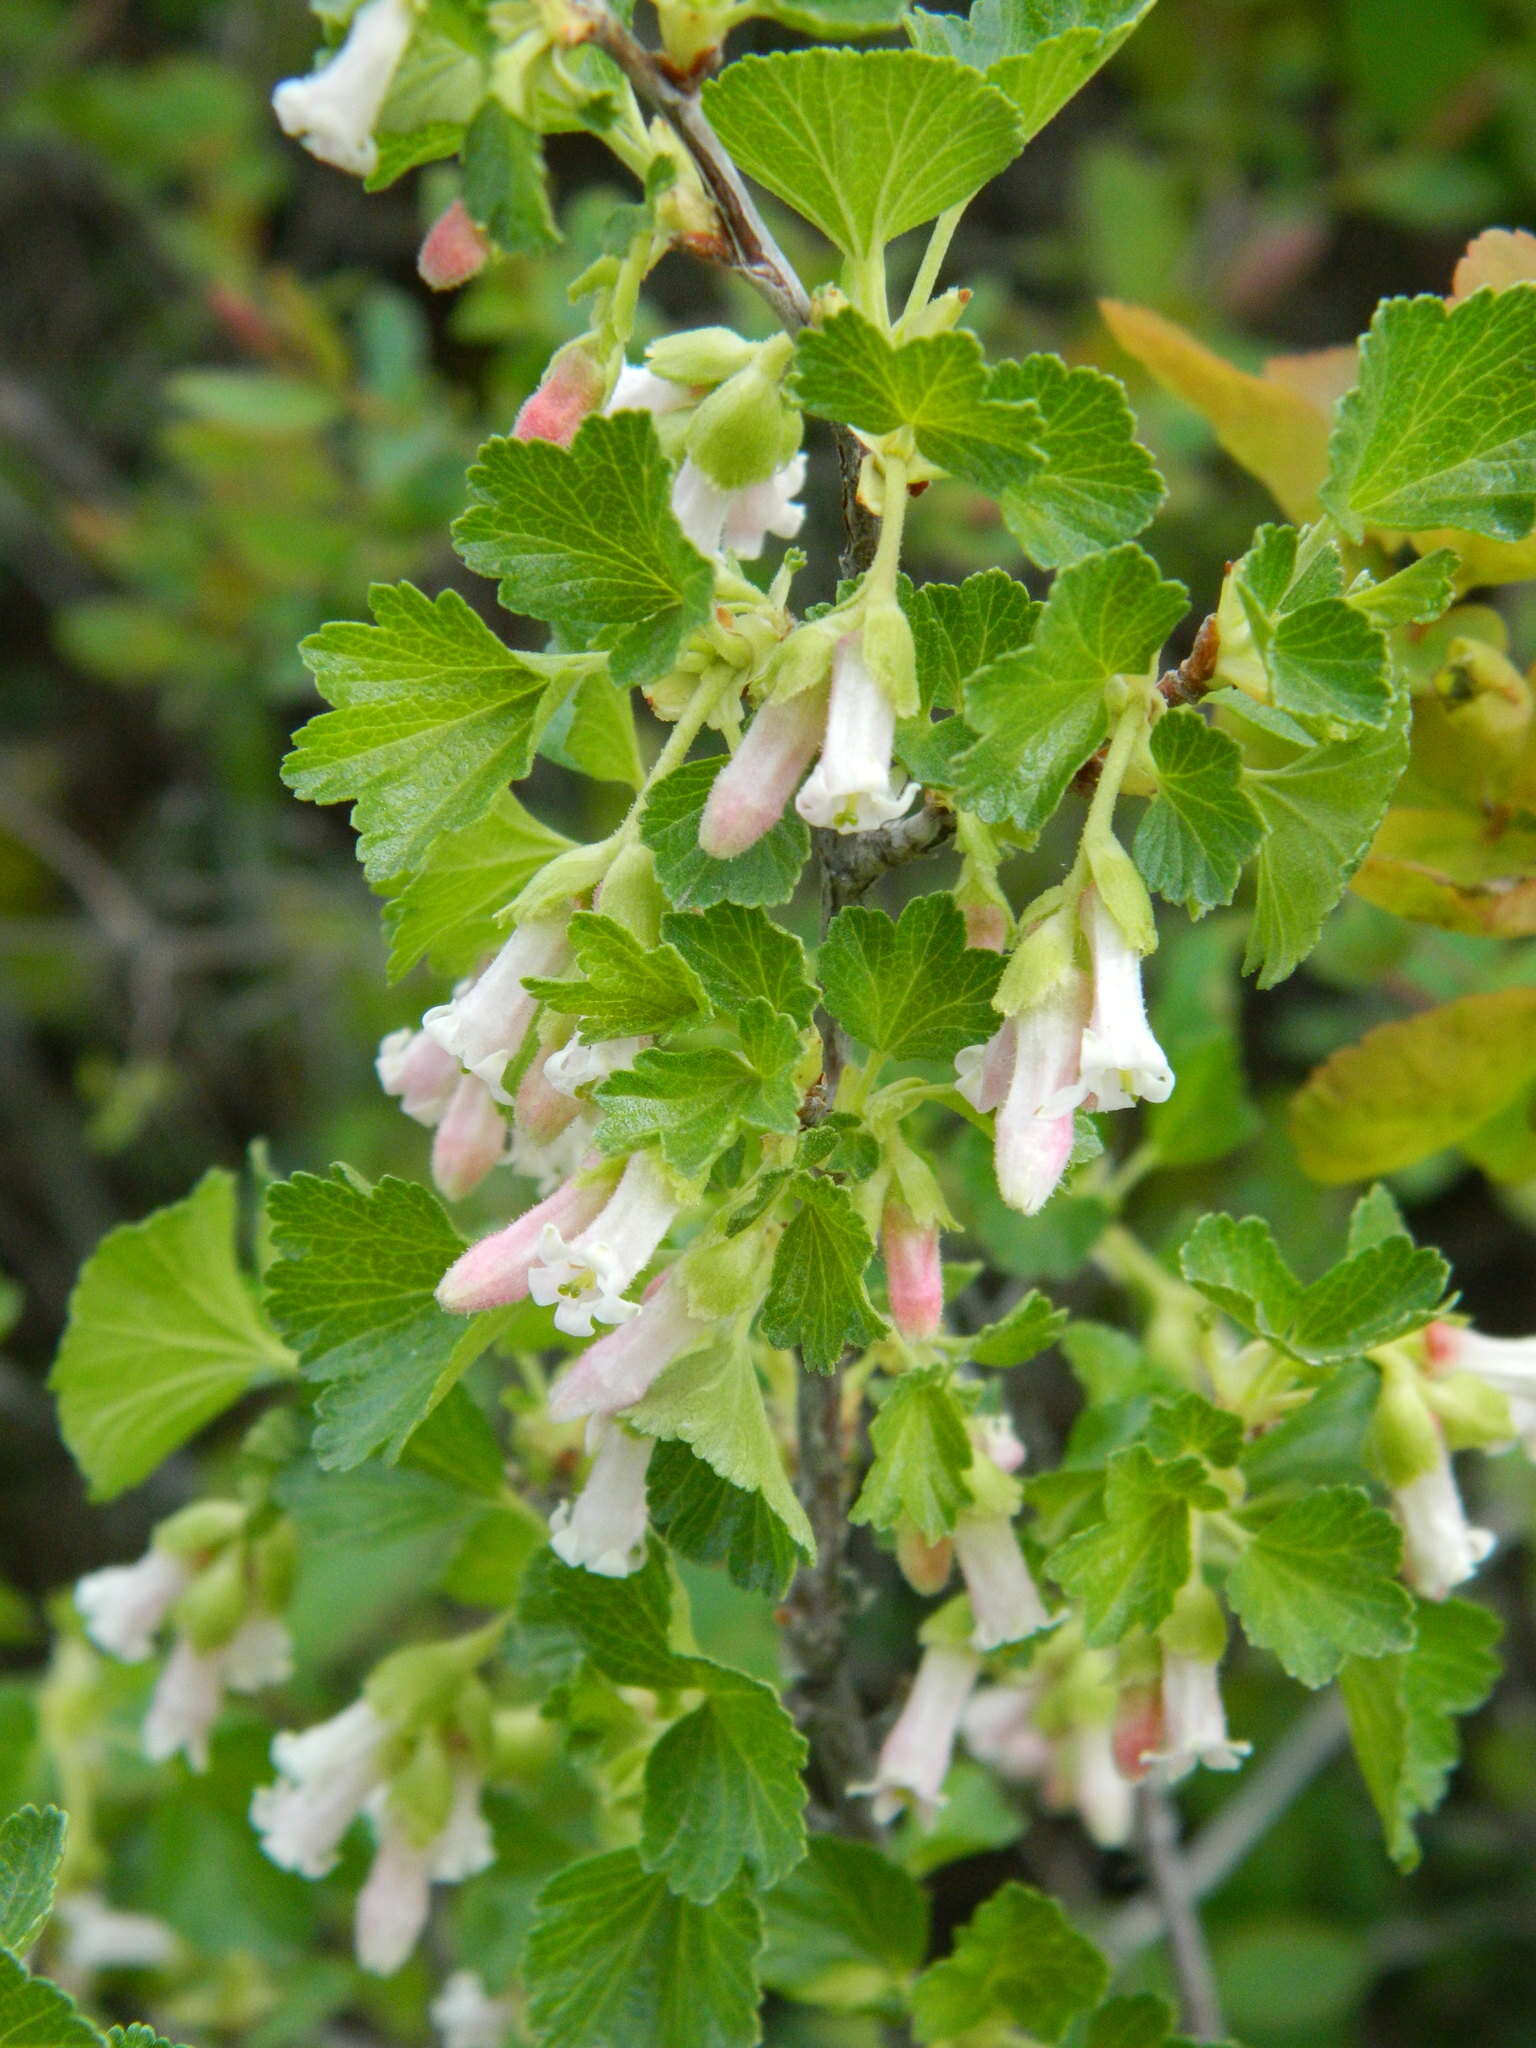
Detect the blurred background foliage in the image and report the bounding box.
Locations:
[3,1,1536,2043]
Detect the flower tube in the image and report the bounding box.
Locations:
[795,635,913,835]
[548,1274,713,1422]
[699,687,828,859]
[1426,1318,1536,1455]
[528,1151,678,1336]
[1142,1651,1250,1781]
[549,1418,655,1577]
[355,1772,494,1976]
[423,919,570,1102]
[862,1643,980,1824]
[430,1075,507,1203]
[437,1172,610,1315]
[252,1698,392,1879]
[76,1547,191,1664]
[1394,1435,1496,1600]
[1074,889,1174,1111]
[271,0,416,177]
[993,976,1089,1216]
[882,1203,943,1341]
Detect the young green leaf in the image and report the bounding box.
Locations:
[51,1169,294,1502]
[850,1367,975,1540]
[1340,1596,1501,1869]
[1132,707,1263,912]
[647,1439,805,1597]
[901,568,1040,711]
[594,1002,804,1174]
[970,1289,1068,1367]
[1228,1487,1416,1687]
[794,311,1045,497]
[1322,286,1536,541]
[640,1672,807,1902]
[990,354,1165,566]
[460,100,556,255]
[642,756,810,909]
[1225,527,1394,730]
[524,1849,762,2048]
[912,1882,1108,2044]
[0,1954,101,2048]
[284,583,564,886]
[264,1170,485,1470]
[1346,548,1458,629]
[526,911,708,1039]
[1047,1446,1223,1644]
[382,791,573,981]
[539,667,645,788]
[749,0,908,32]
[661,904,818,1027]
[1178,1211,1300,1337]
[760,1178,885,1370]
[1144,1392,1243,1469]
[703,50,1024,259]
[908,0,1158,141]
[820,893,1005,1063]
[1081,1994,1182,2048]
[760,1836,930,2015]
[454,411,715,688]
[955,544,1187,829]
[0,1807,66,1957]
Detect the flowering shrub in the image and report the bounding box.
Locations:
[15,1,1536,2044]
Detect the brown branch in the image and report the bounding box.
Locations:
[1137,1784,1226,2041]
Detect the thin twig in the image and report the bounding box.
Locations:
[1137,1783,1226,2040]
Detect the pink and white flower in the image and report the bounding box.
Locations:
[607,363,693,418]
[548,1274,712,1422]
[143,1614,294,1772]
[1073,890,1174,1112]
[1142,1652,1250,1782]
[954,1514,1052,1652]
[700,688,827,859]
[377,1027,461,1126]
[955,1018,1016,1115]
[423,920,570,1103]
[1426,1319,1536,1456]
[515,347,607,446]
[418,200,490,292]
[1070,1719,1137,1848]
[672,454,807,561]
[430,1075,507,1203]
[271,0,416,177]
[76,1546,191,1664]
[1393,1435,1496,1600]
[795,636,914,835]
[543,1032,644,1100]
[882,1204,943,1341]
[861,1643,980,1824]
[437,1172,611,1315]
[355,1772,494,1976]
[252,1698,392,1879]
[961,1682,1052,1783]
[549,1418,655,1577]
[993,976,1090,1216]
[528,1151,678,1336]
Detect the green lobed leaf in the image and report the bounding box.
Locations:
[820,893,1005,1064]
[594,1002,804,1174]
[908,0,1158,141]
[1047,1446,1223,1645]
[1133,707,1264,912]
[51,1169,294,1502]
[283,583,563,887]
[1322,286,1536,541]
[794,311,1045,497]
[0,1954,101,2048]
[1228,529,1395,732]
[1178,1212,1300,1336]
[264,1170,486,1470]
[1340,1596,1502,1869]
[991,353,1165,566]
[912,1882,1109,2044]
[955,544,1187,829]
[460,99,557,255]
[750,0,908,31]
[382,791,573,981]
[524,1849,762,2048]
[640,1672,807,1902]
[1236,693,1410,987]
[703,50,1025,259]
[970,1289,1069,1367]
[761,1837,929,2015]
[1078,1993,1182,2048]
[901,568,1040,711]
[647,1439,804,1597]
[519,1540,695,1690]
[1228,1486,1416,1687]
[525,911,708,1039]
[1145,1392,1243,1469]
[1346,549,1458,628]
[642,756,810,909]
[0,1807,65,1957]
[760,1178,885,1370]
[453,411,715,689]
[850,1367,974,1540]
[660,904,818,1027]
[538,668,645,788]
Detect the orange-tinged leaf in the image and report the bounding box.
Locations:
[1352,806,1536,936]
[1452,227,1536,302]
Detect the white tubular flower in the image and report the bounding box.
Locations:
[55,1894,179,1976]
[862,1644,980,1825]
[423,919,570,1103]
[1394,1438,1496,1601]
[222,1613,296,1693]
[143,1638,226,1771]
[75,1547,190,1663]
[953,1515,1052,1653]
[543,1032,644,1101]
[1427,1320,1536,1454]
[961,1683,1051,1782]
[699,688,827,859]
[529,1151,678,1336]
[1144,1653,1250,1782]
[377,1027,460,1126]
[669,453,807,563]
[1072,1719,1137,1849]
[549,1418,654,1578]
[356,1771,495,1976]
[993,977,1089,1217]
[1074,890,1174,1112]
[436,1172,610,1316]
[548,1275,712,1422]
[271,0,416,178]
[432,1970,516,2048]
[252,1698,390,1879]
[431,1075,507,1203]
[795,635,914,835]
[955,1018,1016,1114]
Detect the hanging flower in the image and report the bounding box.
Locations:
[1142,1652,1250,1781]
[431,1971,516,2048]
[418,199,491,292]
[954,1514,1051,1653]
[671,454,807,561]
[607,363,694,418]
[76,1547,191,1664]
[882,1204,943,1341]
[548,1274,712,1422]
[699,688,828,859]
[377,1027,461,1126]
[528,1151,678,1336]
[993,976,1089,1216]
[955,1017,1016,1115]
[55,1894,179,1978]
[860,1643,980,1825]
[549,1418,655,1578]
[515,343,607,445]
[271,0,417,178]
[355,1772,494,1976]
[506,1110,593,1200]
[795,636,914,835]
[961,1682,1052,1782]
[543,1032,645,1100]
[1070,1719,1138,1849]
[1073,889,1174,1112]
[436,1172,611,1315]
[251,1698,392,1879]
[143,1614,294,1772]
[430,1075,507,1204]
[422,919,570,1102]
[1393,1434,1496,1600]
[1426,1318,1536,1456]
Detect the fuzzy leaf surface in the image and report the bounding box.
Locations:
[850,1367,974,1540]
[912,1882,1108,2044]
[641,1674,807,1902]
[1228,1487,1416,1686]
[760,1179,885,1370]
[820,894,1005,1062]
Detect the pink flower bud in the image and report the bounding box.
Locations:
[430,1076,506,1203]
[963,902,1009,952]
[1111,1684,1162,1782]
[417,199,491,292]
[895,1523,953,1597]
[514,347,606,448]
[882,1203,943,1340]
[437,1174,610,1315]
[514,1047,584,1145]
[548,1273,711,1422]
[699,689,826,859]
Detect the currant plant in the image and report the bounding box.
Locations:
[32,2,1536,2045]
